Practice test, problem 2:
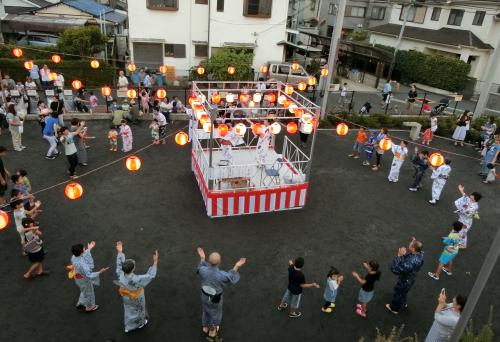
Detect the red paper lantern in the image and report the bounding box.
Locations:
[199,114,210,125]
[336,123,349,136]
[188,96,197,106]
[283,99,291,108]
[72,80,82,90]
[227,66,236,75]
[49,72,57,81]
[51,54,62,64]
[196,66,205,75]
[156,88,167,99]
[252,123,264,135]
[23,60,33,70]
[291,62,300,71]
[12,48,23,58]
[127,89,137,99]
[239,93,250,103]
[128,63,136,72]
[90,59,100,69]
[65,182,83,200]
[0,210,10,230]
[379,137,392,151]
[294,108,304,118]
[159,65,167,74]
[297,82,307,91]
[218,124,229,137]
[211,93,221,104]
[125,156,142,172]
[175,131,189,146]
[101,86,112,97]
[320,67,329,77]
[429,152,444,167]
[260,65,268,73]
[266,93,276,103]
[287,121,298,134]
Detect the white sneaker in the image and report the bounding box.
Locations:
[429,199,437,204]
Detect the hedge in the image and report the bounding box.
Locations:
[395,50,471,92]
[0,58,115,87]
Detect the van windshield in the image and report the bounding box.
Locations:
[278,65,290,74]
[291,68,307,76]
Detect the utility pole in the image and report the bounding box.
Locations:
[473,34,500,117]
[386,0,414,81]
[320,0,346,119]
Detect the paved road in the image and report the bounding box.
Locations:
[0,122,498,341]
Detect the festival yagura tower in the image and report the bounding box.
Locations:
[188,81,320,218]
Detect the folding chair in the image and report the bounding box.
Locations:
[263,158,283,186]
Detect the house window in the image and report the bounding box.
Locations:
[472,11,485,25]
[217,0,224,12]
[165,44,186,58]
[371,7,385,20]
[328,2,335,15]
[399,5,427,24]
[194,44,208,57]
[195,0,208,4]
[146,0,178,11]
[243,0,272,18]
[348,6,366,18]
[447,9,464,26]
[430,7,441,21]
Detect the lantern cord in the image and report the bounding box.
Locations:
[327,115,485,163]
[0,125,188,212]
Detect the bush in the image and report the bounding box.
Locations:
[395,50,471,92]
[191,47,254,81]
[359,325,417,342]
[461,307,495,342]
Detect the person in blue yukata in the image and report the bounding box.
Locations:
[197,247,246,341]
[386,238,424,314]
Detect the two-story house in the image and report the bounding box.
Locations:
[368,0,500,85]
[127,0,288,77]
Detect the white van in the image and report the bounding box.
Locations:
[262,61,311,84]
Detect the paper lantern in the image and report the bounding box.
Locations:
[283,99,291,109]
[311,118,319,129]
[156,88,167,99]
[203,122,212,133]
[51,54,61,64]
[101,86,112,97]
[65,182,83,200]
[288,103,298,114]
[49,72,57,81]
[285,85,294,95]
[297,82,307,91]
[90,59,100,69]
[188,96,197,106]
[239,93,250,103]
[260,65,268,73]
[277,95,287,105]
[0,210,9,230]
[294,108,304,118]
[252,123,264,135]
[226,93,235,103]
[218,124,229,137]
[72,80,82,90]
[197,94,206,103]
[379,137,392,151]
[125,156,142,172]
[302,122,313,134]
[287,121,298,134]
[265,93,276,103]
[429,152,444,167]
[235,123,246,136]
[159,65,167,74]
[196,66,205,75]
[270,122,281,135]
[291,62,300,71]
[12,48,23,58]
[227,66,236,75]
[175,131,189,146]
[211,93,221,104]
[199,114,209,125]
[320,67,329,77]
[127,89,137,99]
[301,113,313,123]
[128,63,136,72]
[336,123,349,136]
[248,100,255,108]
[23,60,33,70]
[307,76,317,86]
[253,93,262,103]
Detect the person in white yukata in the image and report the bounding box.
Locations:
[454,185,481,249]
[255,120,272,166]
[197,247,246,340]
[429,159,451,205]
[70,242,109,312]
[387,140,408,182]
[425,289,466,342]
[219,123,235,166]
[115,241,158,333]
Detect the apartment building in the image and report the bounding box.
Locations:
[368,0,500,84]
[127,0,288,77]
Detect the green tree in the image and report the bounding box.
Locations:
[191,47,254,81]
[57,26,108,57]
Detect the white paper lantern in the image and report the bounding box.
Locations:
[288,103,298,114]
[203,121,212,133]
[270,122,282,135]
[302,122,313,134]
[226,93,235,103]
[301,113,313,123]
[235,123,246,136]
[277,95,287,105]
[253,93,262,103]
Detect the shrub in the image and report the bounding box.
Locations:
[191,47,254,81]
[461,307,495,342]
[359,325,417,342]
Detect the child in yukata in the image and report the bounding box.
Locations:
[422,126,433,145]
[428,221,464,280]
[388,140,408,183]
[108,126,118,152]
[120,120,133,153]
[363,130,377,166]
[454,184,481,249]
[150,118,160,145]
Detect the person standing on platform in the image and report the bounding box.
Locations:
[387,140,408,182]
[255,120,272,166]
[386,238,424,314]
[197,247,246,340]
[429,159,451,205]
[70,242,109,312]
[454,185,481,249]
[115,241,158,333]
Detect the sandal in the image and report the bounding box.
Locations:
[356,308,366,318]
[277,303,288,311]
[85,305,99,312]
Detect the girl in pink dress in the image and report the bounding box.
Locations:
[140,90,150,114]
[119,119,133,152]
